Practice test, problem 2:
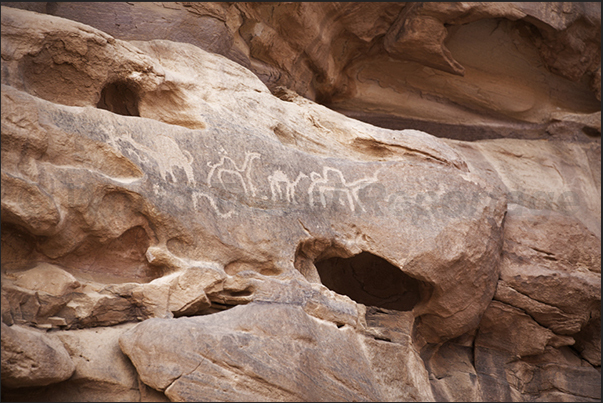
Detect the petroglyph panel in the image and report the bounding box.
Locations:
[112,132,196,186]
[307,167,380,213]
[206,152,261,197]
[193,146,496,227]
[199,150,389,217]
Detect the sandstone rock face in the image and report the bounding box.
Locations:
[3,2,600,141]
[119,303,434,402]
[1,323,169,402]
[1,4,600,403]
[1,322,75,388]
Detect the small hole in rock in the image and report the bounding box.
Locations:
[227,289,253,297]
[315,251,425,312]
[582,126,600,137]
[97,80,140,117]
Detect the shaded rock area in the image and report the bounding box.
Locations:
[3,2,600,141]
[0,4,600,403]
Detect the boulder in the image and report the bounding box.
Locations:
[1,323,75,388]
[12,263,80,297]
[120,302,428,401]
[497,210,601,337]
[0,5,600,402]
[1,323,169,402]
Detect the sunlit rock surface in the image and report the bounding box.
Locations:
[1,4,600,402]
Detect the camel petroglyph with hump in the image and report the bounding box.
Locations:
[207,152,261,196]
[268,170,309,203]
[308,167,380,212]
[114,132,196,186]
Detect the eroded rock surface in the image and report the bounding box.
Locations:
[3,2,600,141]
[1,4,600,403]
[1,322,75,388]
[119,303,434,402]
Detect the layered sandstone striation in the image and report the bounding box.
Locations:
[1,4,600,402]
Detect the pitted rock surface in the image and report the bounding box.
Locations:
[1,4,600,402]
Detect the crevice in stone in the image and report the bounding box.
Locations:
[315,251,427,312]
[373,335,393,342]
[582,125,600,137]
[354,137,459,170]
[197,301,239,316]
[527,245,557,259]
[493,284,572,328]
[97,80,141,117]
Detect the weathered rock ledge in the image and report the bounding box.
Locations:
[1,4,600,402]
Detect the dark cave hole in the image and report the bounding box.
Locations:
[582,125,601,137]
[315,251,425,312]
[97,80,140,117]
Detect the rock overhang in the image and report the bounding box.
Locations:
[1,4,599,402]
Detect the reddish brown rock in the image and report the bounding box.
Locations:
[0,4,600,403]
[496,210,601,336]
[473,301,601,402]
[4,2,599,140]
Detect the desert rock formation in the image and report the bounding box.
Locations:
[1,3,600,402]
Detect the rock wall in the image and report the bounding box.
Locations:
[3,2,600,141]
[1,3,600,402]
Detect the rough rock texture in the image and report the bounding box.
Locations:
[1,322,75,389]
[2,323,169,402]
[119,303,434,402]
[1,4,600,403]
[3,2,600,141]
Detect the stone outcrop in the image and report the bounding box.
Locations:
[1,4,600,403]
[119,303,435,402]
[1,322,75,389]
[3,2,600,141]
